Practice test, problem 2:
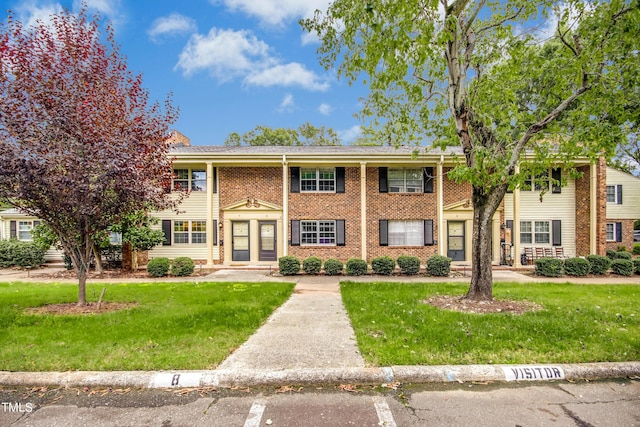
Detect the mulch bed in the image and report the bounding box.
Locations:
[424,295,543,314]
[25,302,138,316]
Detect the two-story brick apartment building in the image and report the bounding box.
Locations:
[145,144,614,268]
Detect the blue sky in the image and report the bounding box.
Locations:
[4,0,366,145]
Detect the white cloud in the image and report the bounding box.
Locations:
[14,1,63,28]
[318,103,332,115]
[279,93,295,112]
[175,28,330,91]
[148,13,197,42]
[338,125,361,144]
[244,63,329,91]
[213,0,331,27]
[175,28,271,80]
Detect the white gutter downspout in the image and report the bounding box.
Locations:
[590,162,597,255]
[282,155,288,257]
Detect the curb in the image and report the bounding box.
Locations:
[1,362,638,389]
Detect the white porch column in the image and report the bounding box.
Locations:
[360,162,367,260]
[282,155,288,257]
[437,157,445,256]
[590,162,597,254]
[206,161,214,268]
[513,165,521,267]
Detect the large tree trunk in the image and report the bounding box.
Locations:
[465,184,508,301]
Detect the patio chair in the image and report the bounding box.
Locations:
[535,247,545,259]
[523,247,534,265]
[554,247,567,259]
[544,247,554,258]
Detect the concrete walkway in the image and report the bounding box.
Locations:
[217,275,365,370]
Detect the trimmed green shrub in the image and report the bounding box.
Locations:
[278,256,301,276]
[0,240,46,268]
[617,246,627,252]
[147,257,170,277]
[397,255,421,275]
[426,255,451,277]
[633,244,640,256]
[534,257,564,277]
[371,256,395,275]
[302,256,322,275]
[171,257,195,277]
[611,259,634,276]
[587,254,611,275]
[0,240,16,268]
[62,253,73,270]
[616,251,632,260]
[564,257,590,276]
[346,258,368,276]
[606,249,617,260]
[323,258,343,276]
[634,259,640,275]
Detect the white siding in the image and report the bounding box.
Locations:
[150,191,220,261]
[504,171,576,257]
[606,167,640,220]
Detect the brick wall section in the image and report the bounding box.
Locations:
[575,159,607,256]
[606,219,636,252]
[443,168,472,205]
[366,167,438,261]
[596,158,607,255]
[575,165,591,256]
[288,167,360,261]
[219,167,283,263]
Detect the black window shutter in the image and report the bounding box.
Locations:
[379,220,388,246]
[10,221,17,239]
[552,220,562,246]
[424,219,434,245]
[379,167,388,193]
[162,220,172,246]
[506,220,514,244]
[336,220,346,246]
[212,220,218,245]
[616,222,623,242]
[423,167,434,193]
[290,167,300,193]
[336,167,345,193]
[212,167,217,194]
[552,168,562,194]
[290,220,300,246]
[617,185,623,204]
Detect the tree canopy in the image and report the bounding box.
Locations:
[0,6,178,304]
[303,0,640,299]
[225,122,341,146]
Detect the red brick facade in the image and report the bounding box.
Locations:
[575,159,607,256]
[606,219,636,252]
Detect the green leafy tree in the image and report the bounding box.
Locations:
[225,122,341,146]
[303,0,639,300]
[0,7,178,304]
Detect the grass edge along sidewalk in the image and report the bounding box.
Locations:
[341,281,640,366]
[0,281,294,372]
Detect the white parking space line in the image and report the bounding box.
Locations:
[244,399,266,427]
[372,396,397,427]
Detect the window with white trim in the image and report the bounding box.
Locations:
[606,185,622,204]
[18,221,34,241]
[520,221,532,244]
[388,220,424,246]
[301,168,335,192]
[173,220,206,244]
[524,171,549,191]
[301,220,335,245]
[606,222,622,242]
[534,221,550,243]
[173,169,207,192]
[388,169,422,193]
[520,221,550,244]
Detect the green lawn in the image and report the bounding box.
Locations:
[341,281,640,366]
[0,281,294,371]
